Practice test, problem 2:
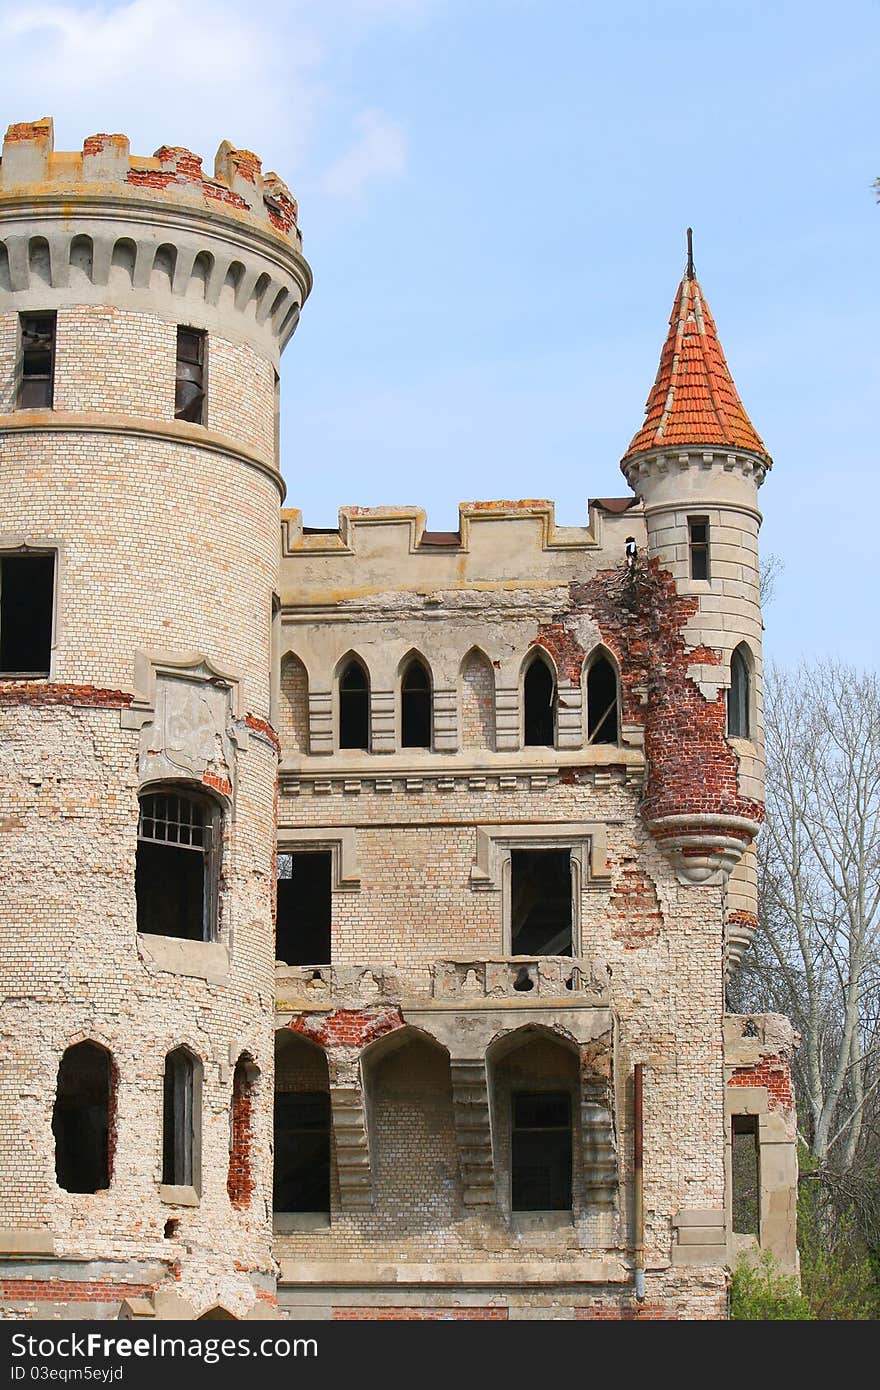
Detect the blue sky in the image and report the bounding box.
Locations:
[2,0,877,665]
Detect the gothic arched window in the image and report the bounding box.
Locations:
[401,657,431,749]
[586,654,620,744]
[728,644,751,739]
[523,654,556,747]
[338,660,370,750]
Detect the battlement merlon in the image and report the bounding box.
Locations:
[0,120,311,357]
[279,497,644,603]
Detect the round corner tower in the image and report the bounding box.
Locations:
[619,242,770,973]
[0,117,311,1318]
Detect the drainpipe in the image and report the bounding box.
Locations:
[633,1062,646,1300]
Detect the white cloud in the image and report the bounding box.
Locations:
[320,109,407,199]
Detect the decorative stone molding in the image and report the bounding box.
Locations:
[275,827,361,891]
[470,822,611,890]
[121,651,244,794]
[431,956,611,1004]
[450,1059,496,1208]
[646,813,761,885]
[329,1083,373,1211]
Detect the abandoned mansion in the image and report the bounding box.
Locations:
[0,118,798,1321]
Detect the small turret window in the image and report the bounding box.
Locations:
[728,644,751,739]
[17,312,56,409]
[688,516,710,580]
[175,327,206,424]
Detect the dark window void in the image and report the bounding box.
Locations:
[162,1048,195,1187]
[587,656,619,743]
[136,790,218,941]
[510,849,572,956]
[273,1092,331,1213]
[523,658,555,746]
[339,661,369,750]
[731,1115,760,1235]
[0,553,54,676]
[401,659,431,748]
[276,851,331,965]
[728,645,751,739]
[689,516,710,580]
[18,312,56,409]
[175,326,206,423]
[53,1042,113,1194]
[511,1091,572,1211]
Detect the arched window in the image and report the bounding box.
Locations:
[136,788,221,941]
[338,660,369,750]
[227,1054,258,1209]
[728,644,751,739]
[586,654,620,744]
[401,657,431,749]
[523,654,555,747]
[53,1041,114,1194]
[162,1048,201,1191]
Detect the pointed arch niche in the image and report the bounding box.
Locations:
[460,648,496,750]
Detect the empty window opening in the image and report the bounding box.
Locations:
[523,656,555,746]
[688,517,710,581]
[136,789,219,941]
[175,327,206,423]
[276,851,331,966]
[731,1115,760,1236]
[587,656,619,744]
[401,658,431,748]
[273,1092,331,1214]
[511,849,572,956]
[17,312,56,409]
[53,1041,113,1194]
[163,1218,179,1239]
[0,552,54,676]
[728,644,751,739]
[511,1091,572,1212]
[162,1048,200,1189]
[338,660,369,750]
[227,1055,257,1209]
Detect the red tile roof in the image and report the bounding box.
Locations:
[623,273,770,464]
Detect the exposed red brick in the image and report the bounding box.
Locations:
[728,1057,793,1111]
[245,712,281,755]
[288,1007,405,1051]
[227,1056,256,1209]
[727,909,758,934]
[532,622,586,684]
[0,1279,153,1302]
[608,857,663,947]
[0,682,132,708]
[576,1302,675,1319]
[202,769,232,797]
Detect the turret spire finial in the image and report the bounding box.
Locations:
[686,227,694,281]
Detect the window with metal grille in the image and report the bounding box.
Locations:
[511,1091,572,1211]
[586,655,619,744]
[0,552,54,676]
[17,312,56,409]
[401,657,431,748]
[273,1091,331,1214]
[175,327,206,423]
[728,643,751,739]
[338,660,369,750]
[162,1047,201,1190]
[688,516,710,581]
[523,654,555,746]
[276,851,332,966]
[136,789,219,941]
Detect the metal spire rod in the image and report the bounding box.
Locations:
[686,226,694,280]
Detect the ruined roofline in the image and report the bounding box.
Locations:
[0,118,302,249]
[281,497,641,558]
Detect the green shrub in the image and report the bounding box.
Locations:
[730,1250,814,1320]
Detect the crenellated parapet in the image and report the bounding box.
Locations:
[0,119,311,357]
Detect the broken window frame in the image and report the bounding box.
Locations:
[731,1113,760,1237]
[162,1047,202,1193]
[175,326,207,424]
[52,1041,114,1195]
[0,549,55,678]
[275,849,332,966]
[509,847,574,957]
[688,516,711,581]
[135,786,222,942]
[523,652,556,748]
[586,652,620,745]
[17,311,56,410]
[272,1090,331,1216]
[338,658,370,751]
[400,655,432,749]
[510,1090,573,1213]
[497,833,583,957]
[727,643,751,740]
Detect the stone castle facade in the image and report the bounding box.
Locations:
[0,119,798,1321]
